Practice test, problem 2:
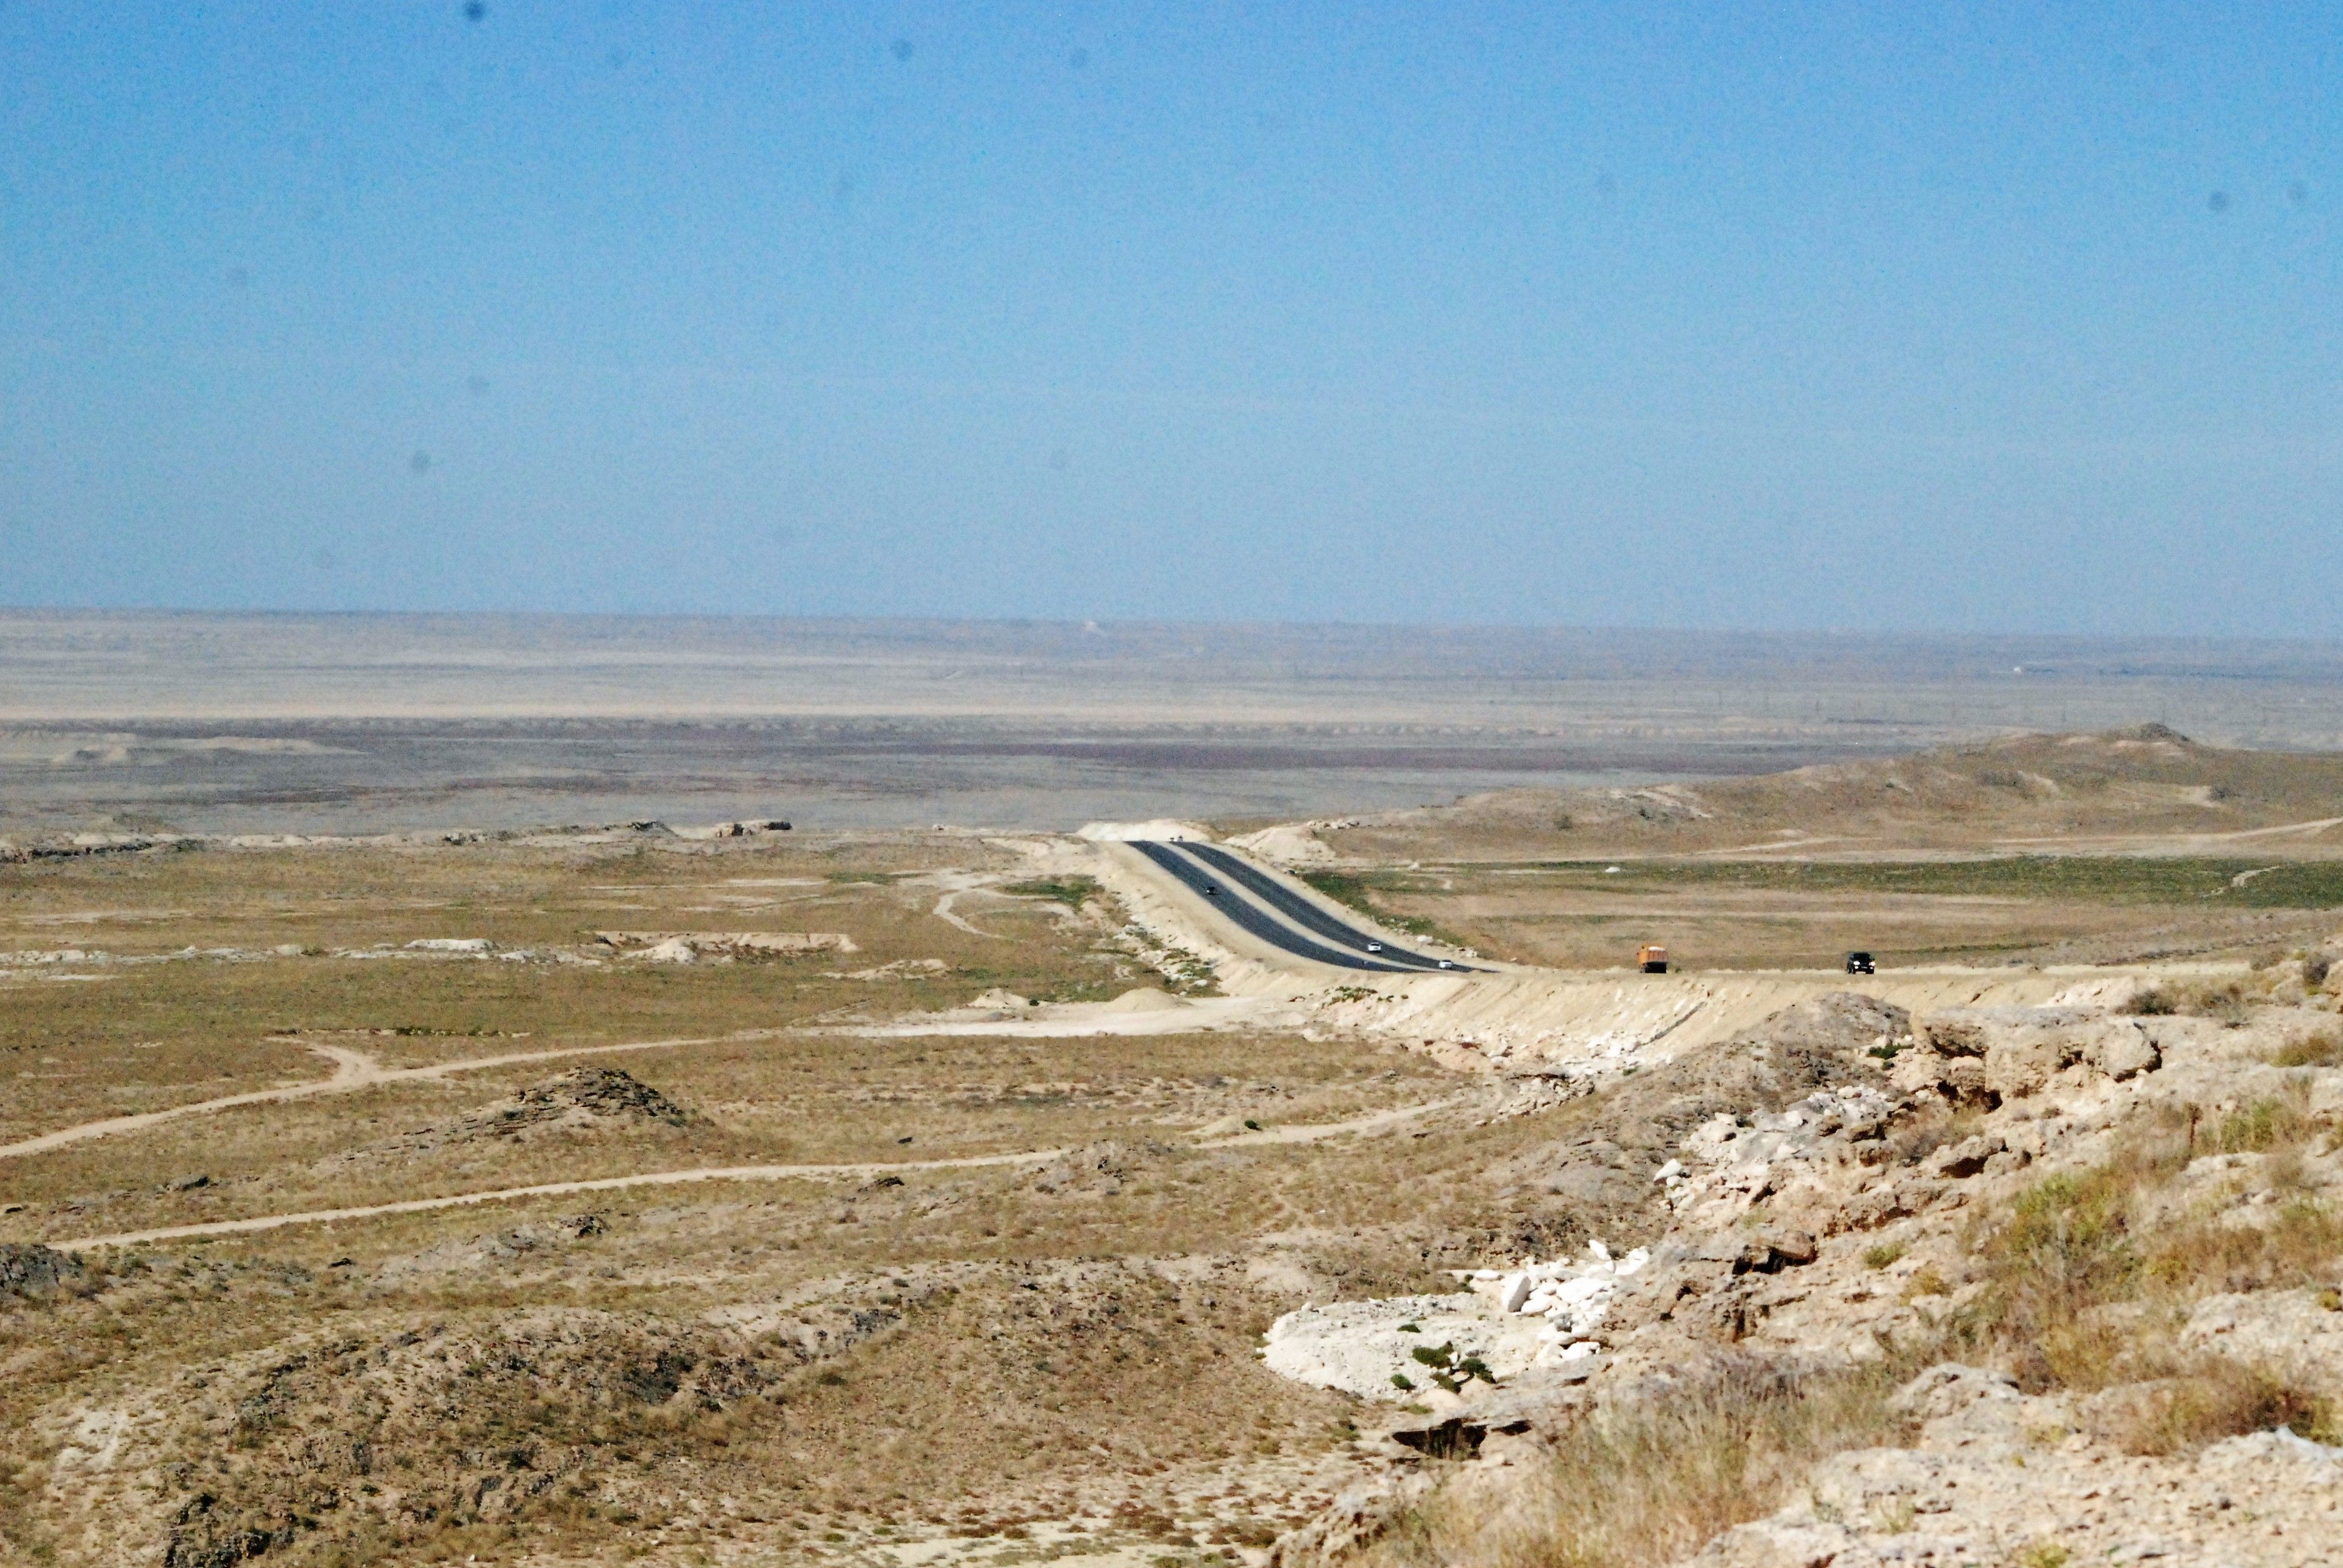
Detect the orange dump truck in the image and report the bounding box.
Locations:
[1636,943,1669,974]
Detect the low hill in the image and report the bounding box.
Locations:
[1325,725,2343,862]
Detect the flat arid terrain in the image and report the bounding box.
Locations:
[14,611,2343,836]
[9,630,2343,1566]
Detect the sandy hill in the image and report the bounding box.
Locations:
[1328,725,2343,861]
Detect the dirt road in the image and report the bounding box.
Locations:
[50,1094,1465,1250]
[0,1031,766,1161]
[54,1149,1069,1249]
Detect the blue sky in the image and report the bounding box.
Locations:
[4,3,2337,632]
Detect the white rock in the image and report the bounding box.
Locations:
[2202,1426,2343,1467]
[1499,1273,1533,1313]
[1260,1293,1546,1401]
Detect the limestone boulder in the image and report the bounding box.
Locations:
[1911,1006,2163,1103]
[2185,1288,2343,1395]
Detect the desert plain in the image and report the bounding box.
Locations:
[8,615,2343,1567]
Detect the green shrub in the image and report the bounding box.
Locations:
[1000,877,1101,910]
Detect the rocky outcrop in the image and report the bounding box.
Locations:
[2185,1288,2343,1396]
[0,1242,91,1303]
[1259,1293,1546,1401]
[1487,991,1908,1231]
[1266,984,2343,1566]
[1688,1361,2343,1568]
[503,1067,692,1129]
[1452,1238,1653,1364]
[593,929,856,962]
[328,1068,695,1167]
[1895,1004,2167,1106]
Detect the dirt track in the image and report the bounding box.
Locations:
[0,1031,764,1161]
[52,1149,1070,1249]
[52,1095,1465,1250]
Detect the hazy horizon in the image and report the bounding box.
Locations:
[8,608,2343,836]
[13,606,2343,718]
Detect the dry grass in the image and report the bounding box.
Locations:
[40,1256,1337,1567]
[0,835,1127,1151]
[2099,1359,2342,1456]
[0,834,1266,1222]
[1359,1360,1916,1568]
[1369,1062,2343,1568]
[1291,856,2343,973]
[2122,977,2256,1024]
[1318,731,2343,969]
[3,1021,1458,1244]
[1950,1095,2343,1417]
[2270,1024,2343,1068]
[4,833,1651,1564]
[1328,728,2343,870]
[14,784,2343,1564]
[1296,871,1477,951]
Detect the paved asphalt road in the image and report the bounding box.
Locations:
[1167,842,1470,972]
[1132,840,1476,973]
[1128,842,1420,973]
